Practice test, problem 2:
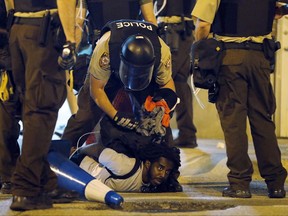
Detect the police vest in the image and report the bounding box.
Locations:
[86,0,140,30]
[14,0,57,13]
[212,0,275,37]
[101,19,162,104]
[156,0,196,17]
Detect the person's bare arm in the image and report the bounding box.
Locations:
[90,75,117,119]
[57,0,76,43]
[140,2,157,26]
[194,19,211,41]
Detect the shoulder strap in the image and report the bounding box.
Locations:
[104,157,142,181]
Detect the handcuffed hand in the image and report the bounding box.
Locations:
[113,111,139,130]
[58,41,77,70]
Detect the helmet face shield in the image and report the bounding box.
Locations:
[119,34,155,91]
[119,57,154,91]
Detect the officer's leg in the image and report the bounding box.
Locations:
[171,34,197,147]
[247,55,287,191]
[62,76,102,149]
[11,24,66,196]
[216,63,253,190]
[0,96,21,193]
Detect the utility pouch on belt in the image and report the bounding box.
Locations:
[262,38,281,71]
[191,38,224,89]
[38,10,51,47]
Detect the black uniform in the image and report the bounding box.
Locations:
[0,0,21,191]
[156,0,197,147]
[9,0,66,197]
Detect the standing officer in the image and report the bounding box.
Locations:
[0,0,20,194]
[192,0,287,198]
[7,0,77,211]
[155,0,198,148]
[62,0,158,150]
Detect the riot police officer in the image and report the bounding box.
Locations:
[62,0,157,150]
[90,19,178,149]
[155,0,198,148]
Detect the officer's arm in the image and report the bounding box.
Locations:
[75,0,87,49]
[57,0,76,43]
[140,2,157,26]
[275,2,288,19]
[90,75,117,119]
[194,19,211,41]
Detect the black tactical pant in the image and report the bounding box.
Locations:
[0,91,21,183]
[172,33,197,142]
[62,75,103,148]
[9,23,67,196]
[216,49,287,190]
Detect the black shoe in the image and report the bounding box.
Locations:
[10,194,53,211]
[174,137,198,148]
[268,188,286,198]
[48,188,79,203]
[222,187,252,198]
[1,182,12,194]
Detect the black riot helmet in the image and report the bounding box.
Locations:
[119,34,155,91]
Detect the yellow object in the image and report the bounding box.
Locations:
[0,70,13,102]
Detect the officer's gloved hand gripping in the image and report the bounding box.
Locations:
[143,88,179,128]
[58,41,77,70]
[113,111,139,130]
[152,88,179,113]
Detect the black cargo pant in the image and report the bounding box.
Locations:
[216,49,287,190]
[172,32,197,142]
[0,89,21,183]
[9,23,67,196]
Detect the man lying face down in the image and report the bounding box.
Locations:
[71,140,181,193]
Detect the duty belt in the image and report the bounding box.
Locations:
[224,41,263,51]
[13,17,42,26]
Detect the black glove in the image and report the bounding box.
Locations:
[58,41,77,70]
[152,88,179,111]
[113,111,139,130]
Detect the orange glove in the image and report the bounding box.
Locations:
[144,95,171,127]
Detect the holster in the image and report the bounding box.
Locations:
[158,21,185,53]
[38,10,51,47]
[262,38,281,72]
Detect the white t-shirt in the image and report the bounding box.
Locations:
[79,148,147,192]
